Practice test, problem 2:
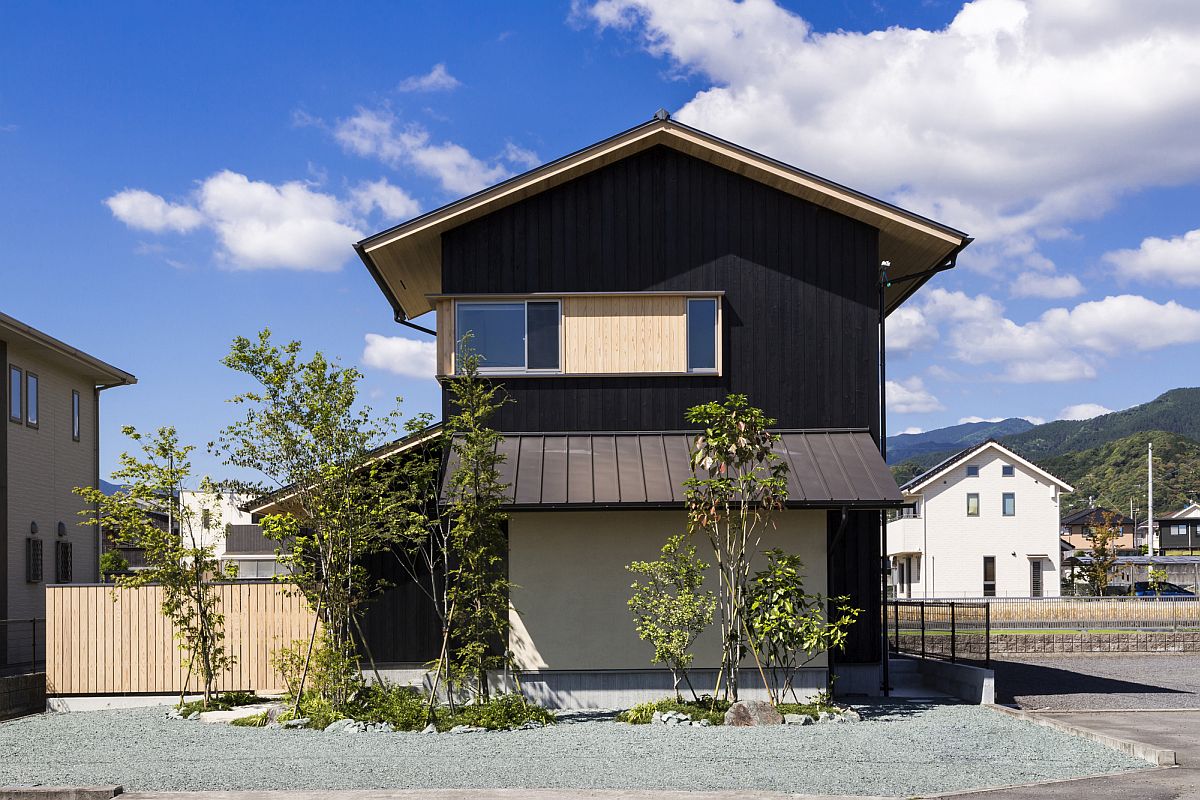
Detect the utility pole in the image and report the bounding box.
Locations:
[1148,442,1155,558]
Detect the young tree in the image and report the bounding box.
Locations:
[627,534,716,701]
[746,549,861,703]
[684,394,789,701]
[76,427,233,706]
[1083,511,1122,596]
[213,329,404,710]
[440,344,511,703]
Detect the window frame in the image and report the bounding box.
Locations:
[24,371,38,429]
[685,297,720,374]
[26,538,43,584]
[55,540,73,584]
[454,299,562,375]
[72,390,81,442]
[8,364,22,423]
[967,493,980,517]
[1001,464,1015,477]
[1002,492,1016,517]
[965,464,980,477]
[983,556,996,597]
[1030,560,1043,598]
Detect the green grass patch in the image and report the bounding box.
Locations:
[177,691,266,717]
[229,711,268,727]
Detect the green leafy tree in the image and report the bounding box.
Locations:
[627,534,716,701]
[1148,567,1169,595]
[684,394,789,701]
[1083,510,1122,595]
[746,549,861,703]
[213,329,404,711]
[440,342,511,703]
[98,550,129,581]
[76,427,232,706]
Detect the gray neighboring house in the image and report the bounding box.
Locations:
[1,312,135,646]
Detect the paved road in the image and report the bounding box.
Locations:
[992,653,1200,710]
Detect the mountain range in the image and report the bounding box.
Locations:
[888,387,1200,515]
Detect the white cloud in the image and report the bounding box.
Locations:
[362,333,437,379]
[1011,270,1084,298]
[886,377,944,414]
[958,416,1006,424]
[397,63,462,93]
[899,426,925,435]
[335,108,534,195]
[585,0,1200,268]
[196,171,363,271]
[350,178,422,221]
[1058,403,1114,420]
[105,171,424,271]
[104,189,204,233]
[886,306,938,355]
[916,288,1200,382]
[1105,228,1200,286]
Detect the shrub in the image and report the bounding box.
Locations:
[177,691,265,717]
[439,693,555,731]
[230,711,268,727]
[351,683,430,731]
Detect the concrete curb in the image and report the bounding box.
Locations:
[0,787,122,800]
[986,704,1177,766]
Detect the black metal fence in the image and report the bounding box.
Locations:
[1,618,45,675]
[887,601,991,667]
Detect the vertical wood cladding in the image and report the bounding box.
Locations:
[442,145,880,435]
[828,510,882,664]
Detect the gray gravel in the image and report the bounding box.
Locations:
[994,653,1200,710]
[0,703,1145,795]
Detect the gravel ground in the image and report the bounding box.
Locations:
[0,703,1145,795]
[994,653,1200,710]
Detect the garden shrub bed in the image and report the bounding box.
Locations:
[618,696,841,725]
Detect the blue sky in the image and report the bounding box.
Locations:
[3,0,1199,482]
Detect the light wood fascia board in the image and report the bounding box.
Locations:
[428,291,725,300]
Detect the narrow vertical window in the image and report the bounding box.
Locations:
[56,541,73,584]
[967,493,980,516]
[25,372,38,428]
[1030,560,1043,598]
[72,390,81,441]
[686,298,718,372]
[26,538,43,583]
[526,301,561,371]
[983,556,996,597]
[1003,492,1016,516]
[8,365,21,422]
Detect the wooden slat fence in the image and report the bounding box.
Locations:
[46,582,315,695]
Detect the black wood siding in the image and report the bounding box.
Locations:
[442,145,880,436]
[828,510,882,664]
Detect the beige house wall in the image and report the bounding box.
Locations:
[508,509,828,672]
[6,340,99,620]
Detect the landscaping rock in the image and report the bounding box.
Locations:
[265,722,282,730]
[450,725,485,734]
[324,718,354,734]
[282,718,310,729]
[840,708,862,722]
[784,713,814,725]
[651,710,693,726]
[164,708,182,720]
[420,723,438,734]
[186,711,200,721]
[724,700,782,727]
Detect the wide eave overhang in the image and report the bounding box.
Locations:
[356,117,972,323]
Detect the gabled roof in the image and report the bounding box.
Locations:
[1061,507,1135,527]
[0,311,135,387]
[900,439,1074,494]
[355,115,971,324]
[1162,502,1200,520]
[441,429,902,510]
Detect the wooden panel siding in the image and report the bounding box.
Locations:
[441,145,880,434]
[46,583,314,695]
[561,295,686,374]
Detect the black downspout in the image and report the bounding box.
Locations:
[879,262,890,697]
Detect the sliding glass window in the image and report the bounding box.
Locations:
[456,300,561,373]
[686,298,718,373]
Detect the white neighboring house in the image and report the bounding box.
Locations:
[179,490,284,579]
[887,440,1074,598]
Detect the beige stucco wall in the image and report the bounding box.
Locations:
[508,509,828,671]
[6,341,99,620]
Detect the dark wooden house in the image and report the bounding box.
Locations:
[350,114,970,703]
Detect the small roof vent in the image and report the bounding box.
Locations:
[654,108,670,121]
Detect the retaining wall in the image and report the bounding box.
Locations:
[896,631,1200,657]
[0,672,46,720]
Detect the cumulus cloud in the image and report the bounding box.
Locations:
[397,63,462,93]
[912,288,1200,382]
[105,172,422,271]
[886,306,938,355]
[886,377,944,414]
[1058,403,1114,420]
[350,178,422,221]
[959,416,1006,424]
[899,426,925,435]
[362,333,437,379]
[335,108,535,195]
[1011,270,1084,299]
[584,0,1200,269]
[105,189,204,233]
[1105,228,1200,286]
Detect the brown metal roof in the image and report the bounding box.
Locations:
[441,430,902,510]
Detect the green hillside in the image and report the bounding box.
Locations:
[1043,431,1200,516]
